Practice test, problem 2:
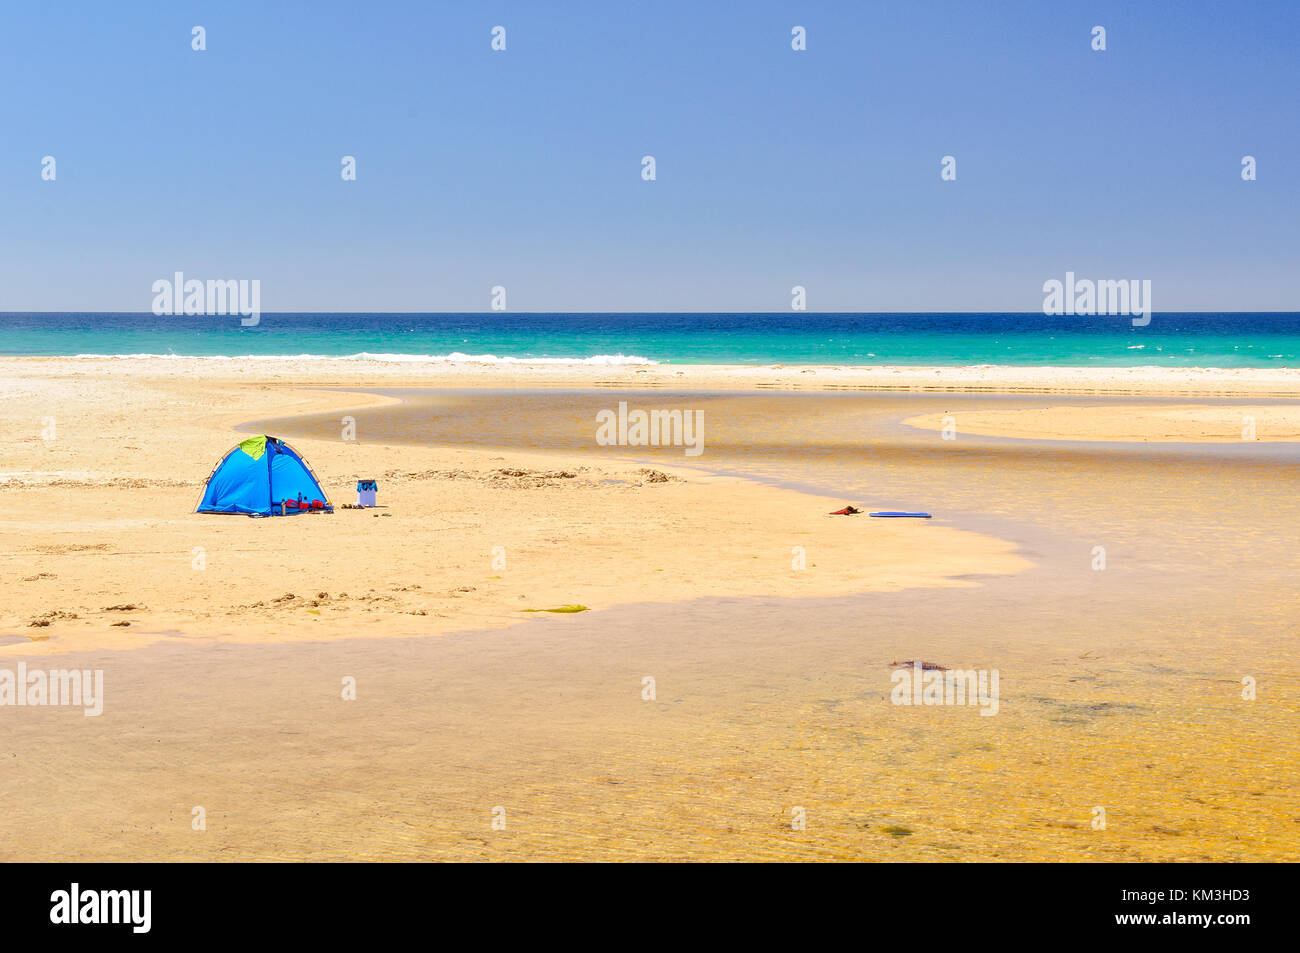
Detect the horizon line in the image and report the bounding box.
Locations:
[3,310,1299,317]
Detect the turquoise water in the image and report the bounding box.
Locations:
[2,312,1299,367]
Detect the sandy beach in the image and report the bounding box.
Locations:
[0,359,1031,652]
[8,354,1300,396]
[10,0,1300,923]
[2,357,1298,861]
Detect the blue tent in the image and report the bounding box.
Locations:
[197,435,331,516]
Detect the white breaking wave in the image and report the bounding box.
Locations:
[68,351,659,365]
[346,351,657,365]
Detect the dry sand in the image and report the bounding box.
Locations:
[1,361,1028,654]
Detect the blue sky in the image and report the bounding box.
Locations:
[1,0,1296,312]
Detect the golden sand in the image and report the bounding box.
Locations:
[1,357,1297,862]
[1,367,1025,653]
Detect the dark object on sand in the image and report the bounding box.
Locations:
[891,659,948,671]
[828,505,862,515]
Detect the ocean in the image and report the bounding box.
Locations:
[2,312,1299,367]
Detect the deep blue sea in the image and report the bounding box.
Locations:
[2,312,1299,367]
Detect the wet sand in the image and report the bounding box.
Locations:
[1,358,1298,861]
[904,403,1300,442]
[4,586,1294,862]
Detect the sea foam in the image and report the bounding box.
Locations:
[69,352,658,365]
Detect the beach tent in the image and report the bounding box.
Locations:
[197,435,331,516]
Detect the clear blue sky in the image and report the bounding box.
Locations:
[1,0,1296,312]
